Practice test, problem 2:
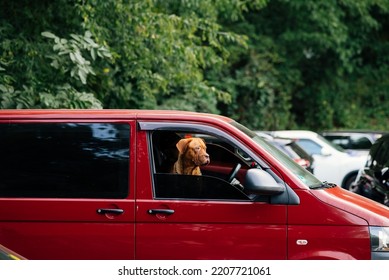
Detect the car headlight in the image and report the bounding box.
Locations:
[370,226,389,252]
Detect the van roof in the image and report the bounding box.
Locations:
[0,109,233,122]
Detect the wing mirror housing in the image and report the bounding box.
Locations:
[245,169,285,195]
[321,147,332,156]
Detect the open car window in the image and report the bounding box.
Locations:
[150,130,254,201]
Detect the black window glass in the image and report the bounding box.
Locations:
[154,174,249,200]
[0,123,130,198]
[326,135,349,149]
[349,136,372,150]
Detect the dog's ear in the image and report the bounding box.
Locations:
[176,138,191,154]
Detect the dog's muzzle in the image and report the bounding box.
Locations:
[195,153,210,166]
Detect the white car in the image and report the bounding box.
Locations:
[267,130,368,192]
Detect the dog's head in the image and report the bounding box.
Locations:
[176,137,210,167]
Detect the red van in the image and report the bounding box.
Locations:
[0,109,388,260]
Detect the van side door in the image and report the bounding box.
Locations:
[0,121,136,260]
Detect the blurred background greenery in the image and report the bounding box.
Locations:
[1,0,388,131]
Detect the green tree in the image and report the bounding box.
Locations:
[77,0,265,112]
[1,0,388,131]
[237,0,389,130]
[0,0,106,108]
[1,0,261,113]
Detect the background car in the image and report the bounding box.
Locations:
[265,130,368,191]
[320,130,386,155]
[255,132,314,173]
[353,133,389,206]
[271,138,314,173]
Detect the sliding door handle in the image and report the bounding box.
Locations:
[97,208,124,215]
[148,209,175,215]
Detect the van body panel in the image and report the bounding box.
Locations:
[288,190,368,226]
[311,187,389,226]
[135,131,155,200]
[287,189,371,260]
[0,199,134,222]
[0,221,134,260]
[0,199,135,260]
[136,223,286,260]
[136,199,287,259]
[288,225,371,260]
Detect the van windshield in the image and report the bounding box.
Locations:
[231,121,322,188]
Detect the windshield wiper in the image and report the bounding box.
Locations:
[310,181,337,189]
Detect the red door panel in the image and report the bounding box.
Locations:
[288,225,370,260]
[136,199,287,260]
[0,199,135,260]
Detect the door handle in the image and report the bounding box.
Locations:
[147,209,175,215]
[97,208,124,215]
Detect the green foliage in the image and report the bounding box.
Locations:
[0,0,106,109]
[0,84,102,109]
[76,0,257,111]
[41,31,112,85]
[0,0,388,131]
[234,0,389,130]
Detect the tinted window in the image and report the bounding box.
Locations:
[324,134,373,150]
[325,135,349,148]
[0,123,129,198]
[349,136,372,149]
[295,139,322,155]
[154,174,249,200]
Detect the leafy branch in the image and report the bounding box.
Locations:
[42,31,112,84]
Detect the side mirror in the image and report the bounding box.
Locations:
[321,147,332,156]
[245,169,285,195]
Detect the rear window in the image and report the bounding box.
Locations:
[0,123,130,198]
[325,135,372,150]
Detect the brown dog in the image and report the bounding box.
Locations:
[172,137,210,175]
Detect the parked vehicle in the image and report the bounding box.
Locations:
[255,133,314,173]
[0,244,25,260]
[0,110,388,260]
[266,130,368,192]
[354,133,389,206]
[321,130,385,155]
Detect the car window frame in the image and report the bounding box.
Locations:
[139,121,274,202]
